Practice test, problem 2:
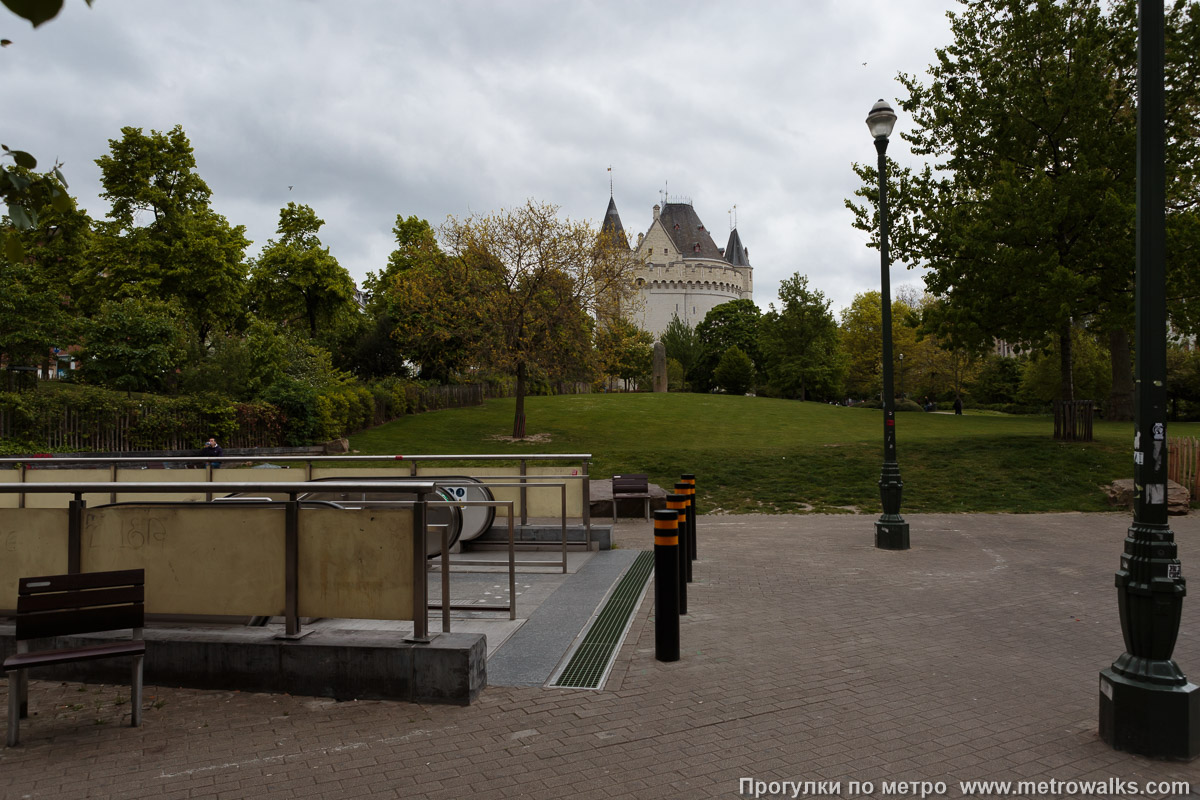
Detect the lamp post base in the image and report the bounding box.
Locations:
[1099,668,1200,760]
[875,519,910,550]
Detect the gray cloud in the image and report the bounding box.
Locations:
[4,0,956,316]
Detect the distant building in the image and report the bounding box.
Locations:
[601,196,754,336]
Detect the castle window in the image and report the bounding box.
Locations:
[693,243,701,252]
[663,248,667,255]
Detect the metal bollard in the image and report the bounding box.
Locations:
[675,482,693,584]
[681,473,697,563]
[666,494,688,614]
[654,509,681,662]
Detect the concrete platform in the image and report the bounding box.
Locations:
[0,547,631,706]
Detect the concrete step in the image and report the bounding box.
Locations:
[467,523,612,551]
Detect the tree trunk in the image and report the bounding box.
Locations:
[1107,327,1134,421]
[512,361,527,439]
[1059,324,1075,402]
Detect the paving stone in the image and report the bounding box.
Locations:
[4,513,1200,798]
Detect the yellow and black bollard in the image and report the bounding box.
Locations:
[674,482,694,584]
[654,508,681,662]
[681,473,697,563]
[665,494,688,613]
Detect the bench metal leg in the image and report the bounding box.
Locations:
[6,669,23,746]
[644,498,650,522]
[613,499,618,524]
[131,655,144,727]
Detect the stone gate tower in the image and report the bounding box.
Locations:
[602,196,754,336]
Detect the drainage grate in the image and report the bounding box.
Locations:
[551,550,655,689]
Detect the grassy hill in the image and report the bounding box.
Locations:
[350,393,1200,514]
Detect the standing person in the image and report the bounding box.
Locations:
[201,437,223,468]
[953,396,963,415]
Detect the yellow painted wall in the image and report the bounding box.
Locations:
[0,509,70,606]
[0,506,413,619]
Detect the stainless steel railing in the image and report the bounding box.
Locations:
[0,453,593,542]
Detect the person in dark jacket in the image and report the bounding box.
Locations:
[953,396,963,415]
[201,437,223,468]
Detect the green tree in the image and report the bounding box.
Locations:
[758,274,844,401]
[659,313,702,390]
[596,317,652,390]
[250,202,356,339]
[78,297,189,394]
[693,299,761,392]
[969,353,1026,405]
[848,0,1200,416]
[713,346,755,396]
[84,125,249,346]
[1018,327,1112,405]
[1166,343,1200,420]
[443,201,630,437]
[844,292,916,400]
[372,215,488,382]
[1,169,90,374]
[364,214,444,308]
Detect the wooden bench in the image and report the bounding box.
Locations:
[5,569,146,747]
[611,474,652,522]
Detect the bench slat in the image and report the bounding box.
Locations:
[16,605,144,641]
[612,474,649,495]
[19,569,144,595]
[17,585,144,614]
[4,640,145,671]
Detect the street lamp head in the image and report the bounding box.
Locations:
[866,99,897,140]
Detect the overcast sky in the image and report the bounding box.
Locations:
[4,0,959,320]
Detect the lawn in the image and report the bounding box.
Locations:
[350,393,1200,514]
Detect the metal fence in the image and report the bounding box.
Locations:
[1169,436,1200,497]
[1054,400,1095,442]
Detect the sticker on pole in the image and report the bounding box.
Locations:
[1169,564,1182,580]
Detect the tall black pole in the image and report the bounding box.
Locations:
[1099,0,1198,759]
[869,100,910,551]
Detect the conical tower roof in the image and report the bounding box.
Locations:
[724,227,750,266]
[601,197,628,248]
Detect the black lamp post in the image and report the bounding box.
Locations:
[1098,0,1198,758]
[867,99,909,551]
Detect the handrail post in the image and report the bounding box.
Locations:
[17,462,25,509]
[519,459,528,526]
[407,496,432,642]
[441,523,451,633]
[561,485,568,573]
[109,463,117,505]
[507,501,516,621]
[282,496,302,638]
[582,458,591,550]
[68,493,84,574]
[205,462,213,502]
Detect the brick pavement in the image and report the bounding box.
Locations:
[3,513,1200,799]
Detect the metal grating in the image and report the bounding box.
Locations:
[551,550,655,689]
